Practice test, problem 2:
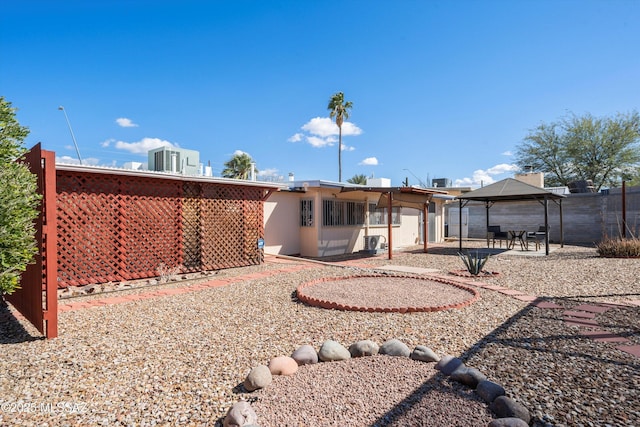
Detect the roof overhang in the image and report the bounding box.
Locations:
[340,186,448,210]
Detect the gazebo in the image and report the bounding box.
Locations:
[455,178,566,255]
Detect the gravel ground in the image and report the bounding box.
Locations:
[0,241,638,426]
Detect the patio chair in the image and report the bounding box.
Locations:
[487,225,509,248]
[526,225,548,250]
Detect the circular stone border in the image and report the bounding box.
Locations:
[449,269,501,278]
[296,274,480,313]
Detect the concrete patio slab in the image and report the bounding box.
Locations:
[377,265,440,274]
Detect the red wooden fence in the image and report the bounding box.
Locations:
[5,144,58,338]
[55,166,275,287]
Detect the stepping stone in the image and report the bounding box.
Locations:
[563,310,596,319]
[483,285,508,290]
[580,330,631,343]
[530,300,563,309]
[512,295,538,302]
[572,304,611,313]
[616,345,640,358]
[497,289,525,296]
[563,317,600,327]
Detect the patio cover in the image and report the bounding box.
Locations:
[340,186,447,258]
[455,178,566,255]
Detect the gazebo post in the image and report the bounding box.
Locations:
[544,195,549,255]
[559,198,564,248]
[423,202,428,253]
[387,191,393,260]
[485,201,490,247]
[458,199,463,251]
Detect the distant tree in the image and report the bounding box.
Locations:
[516,112,640,191]
[221,152,257,179]
[347,174,368,185]
[327,92,353,182]
[0,97,40,295]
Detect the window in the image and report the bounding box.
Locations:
[368,203,401,225]
[300,199,313,226]
[322,200,365,226]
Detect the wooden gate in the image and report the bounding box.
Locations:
[5,143,58,338]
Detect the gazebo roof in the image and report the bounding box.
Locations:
[456,178,565,202]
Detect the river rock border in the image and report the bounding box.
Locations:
[296,274,480,313]
[223,338,531,427]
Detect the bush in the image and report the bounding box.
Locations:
[596,238,640,258]
[0,97,40,295]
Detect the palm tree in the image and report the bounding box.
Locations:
[347,174,368,185]
[222,152,257,179]
[327,92,353,182]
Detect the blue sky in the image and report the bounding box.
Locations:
[2,1,639,187]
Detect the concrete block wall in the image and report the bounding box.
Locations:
[447,186,640,244]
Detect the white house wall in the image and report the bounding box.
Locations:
[263,191,301,255]
[264,187,448,258]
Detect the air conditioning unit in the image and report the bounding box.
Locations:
[364,235,380,250]
[363,235,386,254]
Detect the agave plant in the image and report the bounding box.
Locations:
[457,250,491,275]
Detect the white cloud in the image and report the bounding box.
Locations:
[502,150,513,156]
[307,136,332,148]
[100,138,114,148]
[359,157,379,166]
[56,156,100,166]
[257,168,278,177]
[301,117,337,137]
[116,117,138,128]
[487,163,520,175]
[288,133,303,143]
[454,163,519,187]
[291,116,363,149]
[114,137,178,154]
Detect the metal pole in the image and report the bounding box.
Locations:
[58,106,83,165]
[622,180,627,239]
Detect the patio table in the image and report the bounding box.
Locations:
[508,230,528,250]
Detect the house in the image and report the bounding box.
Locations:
[264,179,452,257]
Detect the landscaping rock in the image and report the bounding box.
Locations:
[291,344,318,365]
[378,339,410,357]
[490,396,531,423]
[450,365,486,388]
[410,345,440,363]
[223,401,258,427]
[488,418,530,427]
[476,380,505,403]
[435,355,463,375]
[349,340,379,357]
[268,356,298,375]
[243,365,272,392]
[318,340,351,362]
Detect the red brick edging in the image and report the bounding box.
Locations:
[296,274,480,313]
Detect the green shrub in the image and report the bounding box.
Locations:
[596,238,640,258]
[458,250,491,275]
[0,97,40,295]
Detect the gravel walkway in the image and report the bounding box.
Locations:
[1,242,638,426]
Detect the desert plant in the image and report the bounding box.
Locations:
[458,250,491,275]
[156,263,181,283]
[596,237,640,258]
